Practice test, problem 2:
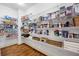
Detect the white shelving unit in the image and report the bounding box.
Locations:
[29,3,79,54]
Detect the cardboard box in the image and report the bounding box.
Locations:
[73,16,79,26]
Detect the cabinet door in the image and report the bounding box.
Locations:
[64,41,79,53]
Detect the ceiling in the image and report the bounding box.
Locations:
[0,3,37,10]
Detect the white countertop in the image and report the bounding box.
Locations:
[30,33,64,42]
[24,39,79,56]
[65,39,79,43]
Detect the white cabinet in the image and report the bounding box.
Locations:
[64,41,79,53]
[0,36,17,48]
[0,36,5,48]
[24,39,79,56]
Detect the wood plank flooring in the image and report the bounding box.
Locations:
[0,49,1,56]
[1,44,46,56]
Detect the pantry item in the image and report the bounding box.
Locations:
[73,33,79,39]
[21,34,30,38]
[64,21,70,27]
[68,33,74,38]
[74,3,79,16]
[54,30,59,36]
[66,6,74,16]
[73,16,79,26]
[62,30,68,38]
[60,6,66,13]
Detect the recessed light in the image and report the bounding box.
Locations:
[17,3,24,5]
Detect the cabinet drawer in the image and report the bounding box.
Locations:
[64,46,79,53]
[64,44,79,49]
[64,41,79,53]
[47,40,63,47]
[64,41,79,47]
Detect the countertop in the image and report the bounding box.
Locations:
[24,39,79,56]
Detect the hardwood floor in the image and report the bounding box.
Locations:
[1,44,46,56]
[0,49,1,56]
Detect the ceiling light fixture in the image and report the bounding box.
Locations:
[17,3,24,5]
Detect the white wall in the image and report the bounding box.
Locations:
[0,4,18,48]
[0,5,18,18]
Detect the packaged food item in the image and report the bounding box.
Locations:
[44,30,49,35]
[21,16,29,22]
[64,21,70,27]
[54,30,59,36]
[73,16,79,26]
[62,30,68,38]
[3,20,12,24]
[74,3,79,16]
[66,6,74,16]
[0,24,4,29]
[60,6,66,13]
[68,33,74,38]
[4,16,12,20]
[73,33,79,39]
[39,30,42,34]
[55,11,60,19]
[51,12,56,19]
[21,34,30,38]
[4,24,13,29]
[0,29,4,36]
[60,12,66,18]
